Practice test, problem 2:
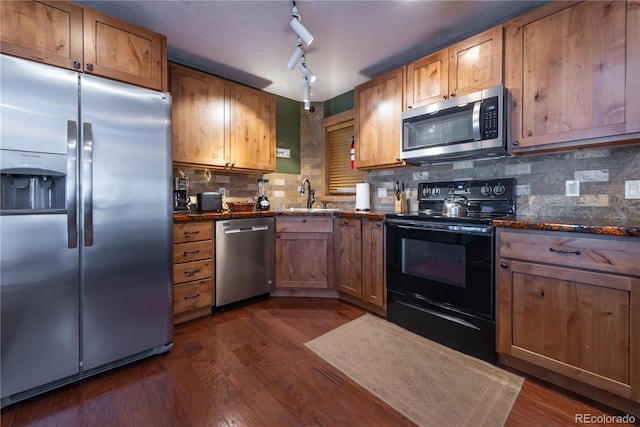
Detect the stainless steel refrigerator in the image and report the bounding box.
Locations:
[0,54,173,407]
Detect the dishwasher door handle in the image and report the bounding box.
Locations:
[224,225,269,234]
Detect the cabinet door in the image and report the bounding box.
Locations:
[171,64,230,167]
[506,1,640,152]
[354,68,404,169]
[335,218,362,297]
[448,26,503,99]
[0,1,83,70]
[275,232,333,289]
[405,49,449,109]
[230,85,276,172]
[497,259,638,400]
[83,8,166,91]
[362,219,385,308]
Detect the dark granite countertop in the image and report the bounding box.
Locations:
[173,210,274,222]
[493,215,640,238]
[174,209,388,222]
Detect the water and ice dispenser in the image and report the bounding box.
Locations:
[0,150,66,212]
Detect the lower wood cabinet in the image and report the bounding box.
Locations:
[335,217,386,316]
[172,221,214,324]
[273,217,335,296]
[496,228,640,415]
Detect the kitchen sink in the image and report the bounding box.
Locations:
[280,207,342,213]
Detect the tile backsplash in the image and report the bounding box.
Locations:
[175,102,640,221]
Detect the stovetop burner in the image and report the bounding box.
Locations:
[387,178,516,225]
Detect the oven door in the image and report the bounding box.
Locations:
[385,220,494,319]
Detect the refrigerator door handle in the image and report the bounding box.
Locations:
[83,122,94,246]
[67,120,78,248]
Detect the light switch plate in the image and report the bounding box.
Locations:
[625,180,640,199]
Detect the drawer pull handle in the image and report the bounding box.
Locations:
[184,293,200,300]
[184,268,201,277]
[549,247,581,255]
[184,230,200,236]
[183,250,200,256]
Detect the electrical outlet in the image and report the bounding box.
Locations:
[219,187,227,197]
[625,180,640,199]
[565,180,580,197]
[377,188,387,198]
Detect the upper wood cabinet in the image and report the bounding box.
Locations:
[354,68,404,170]
[405,26,503,109]
[230,84,276,172]
[171,64,230,167]
[505,1,640,153]
[0,1,167,91]
[170,63,276,173]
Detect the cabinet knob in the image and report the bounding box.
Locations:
[301,219,306,223]
[407,105,413,109]
[500,262,508,268]
[231,162,236,168]
[86,63,94,71]
[343,220,348,225]
[442,94,448,100]
[512,140,520,146]
[276,234,281,239]
[450,92,456,98]
[376,222,382,227]
[73,61,81,69]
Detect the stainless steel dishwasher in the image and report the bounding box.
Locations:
[215,217,275,307]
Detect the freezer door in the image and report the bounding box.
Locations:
[0,55,78,155]
[79,75,173,371]
[0,55,81,399]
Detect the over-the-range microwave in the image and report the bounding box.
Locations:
[400,85,506,164]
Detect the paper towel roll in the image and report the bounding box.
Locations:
[355,183,371,211]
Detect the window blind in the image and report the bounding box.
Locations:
[328,123,364,194]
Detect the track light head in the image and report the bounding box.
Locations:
[304,99,311,110]
[300,61,316,83]
[287,39,304,70]
[290,6,313,46]
[303,79,310,102]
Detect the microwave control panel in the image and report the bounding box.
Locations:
[481,96,499,140]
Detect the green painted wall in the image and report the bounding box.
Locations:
[275,95,301,174]
[324,90,354,118]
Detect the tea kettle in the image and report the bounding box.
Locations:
[256,179,270,211]
[442,195,468,217]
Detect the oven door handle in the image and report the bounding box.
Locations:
[388,222,492,235]
[395,299,480,331]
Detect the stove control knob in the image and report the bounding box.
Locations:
[480,184,492,195]
[422,187,430,197]
[493,183,506,195]
[433,186,440,196]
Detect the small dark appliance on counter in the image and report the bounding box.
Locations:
[197,192,222,212]
[173,177,190,211]
[256,179,270,211]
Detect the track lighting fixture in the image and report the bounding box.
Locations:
[287,1,316,107]
[290,5,313,46]
[300,57,316,83]
[287,38,304,70]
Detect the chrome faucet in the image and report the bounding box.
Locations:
[300,178,315,209]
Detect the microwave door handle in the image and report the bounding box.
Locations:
[472,101,481,141]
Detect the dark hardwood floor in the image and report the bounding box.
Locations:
[1,298,631,426]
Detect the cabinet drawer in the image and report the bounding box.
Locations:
[173,221,213,243]
[498,230,640,276]
[276,217,333,233]
[173,259,212,284]
[173,240,212,263]
[173,279,213,314]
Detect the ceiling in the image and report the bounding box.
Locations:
[77,0,544,102]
